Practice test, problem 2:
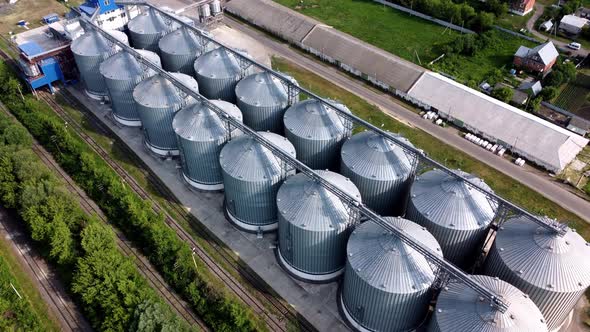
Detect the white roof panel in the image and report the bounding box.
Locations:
[407,73,588,172]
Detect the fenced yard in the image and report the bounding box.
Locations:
[554,74,590,119]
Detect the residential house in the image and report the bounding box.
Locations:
[513,42,559,74]
[510,0,535,16]
[559,15,589,35]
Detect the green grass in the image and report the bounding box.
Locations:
[273,0,459,64]
[0,229,60,331]
[272,56,590,240]
[431,30,538,83]
[496,10,536,32]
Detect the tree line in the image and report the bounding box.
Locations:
[0,107,193,331]
[0,60,265,331]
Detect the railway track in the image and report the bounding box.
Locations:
[0,34,315,331]
[0,44,207,331]
[0,102,92,332]
[30,140,208,331]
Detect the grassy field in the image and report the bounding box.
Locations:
[272,56,590,239]
[431,30,538,83]
[496,10,536,32]
[555,74,590,118]
[0,0,69,35]
[0,226,60,331]
[273,0,458,64]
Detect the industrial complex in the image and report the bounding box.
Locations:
[3,0,590,331]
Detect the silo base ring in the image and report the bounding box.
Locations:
[113,114,142,127]
[182,173,224,191]
[224,207,278,233]
[276,247,343,283]
[85,89,107,101]
[144,140,179,157]
[338,292,375,332]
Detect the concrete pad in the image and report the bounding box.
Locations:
[211,24,272,67]
[66,84,350,331]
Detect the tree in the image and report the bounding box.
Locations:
[529,96,543,111]
[492,86,514,103]
[540,87,558,101]
[470,12,495,32]
[130,300,195,332]
[1,125,32,147]
[544,70,564,87]
[559,62,577,83]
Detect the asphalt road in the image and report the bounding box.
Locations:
[526,4,587,56]
[224,17,590,223]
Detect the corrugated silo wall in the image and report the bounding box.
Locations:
[177,137,224,185]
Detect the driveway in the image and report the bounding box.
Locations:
[526,3,587,56]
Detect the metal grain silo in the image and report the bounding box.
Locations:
[276,171,361,282]
[406,169,496,268]
[340,131,415,216]
[485,216,590,331]
[158,28,211,76]
[133,72,198,156]
[235,72,298,133]
[429,275,548,332]
[284,99,351,170]
[100,49,161,127]
[128,9,179,52]
[194,48,252,102]
[173,100,243,191]
[341,217,441,332]
[71,30,128,99]
[220,132,296,233]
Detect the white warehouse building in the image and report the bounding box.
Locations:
[407,72,588,173]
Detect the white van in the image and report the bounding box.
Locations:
[567,42,581,50]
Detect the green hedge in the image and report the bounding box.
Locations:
[0,61,264,332]
[0,109,192,330]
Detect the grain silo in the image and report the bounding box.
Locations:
[133,72,198,156]
[173,100,243,191]
[71,29,128,99]
[127,9,179,52]
[485,216,590,331]
[235,72,297,133]
[158,28,211,76]
[406,169,496,268]
[194,48,251,102]
[100,49,161,127]
[276,171,361,282]
[429,275,548,332]
[283,99,351,170]
[340,217,441,332]
[220,132,296,232]
[340,131,415,216]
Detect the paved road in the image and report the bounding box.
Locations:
[526,4,587,56]
[224,17,590,222]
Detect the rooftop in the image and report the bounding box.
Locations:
[514,42,559,66]
[407,72,588,172]
[560,14,589,28]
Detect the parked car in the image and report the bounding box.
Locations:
[567,42,582,50]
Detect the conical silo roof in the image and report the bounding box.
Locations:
[159,28,205,58]
[277,170,361,281]
[71,30,122,56]
[284,99,350,142]
[429,275,548,332]
[173,100,242,142]
[347,218,441,293]
[133,72,198,109]
[277,171,361,232]
[99,49,161,81]
[407,169,496,266]
[410,169,495,231]
[486,216,590,330]
[341,217,441,331]
[220,132,296,182]
[341,131,414,180]
[340,131,415,215]
[236,72,289,109]
[128,10,176,36]
[194,48,242,81]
